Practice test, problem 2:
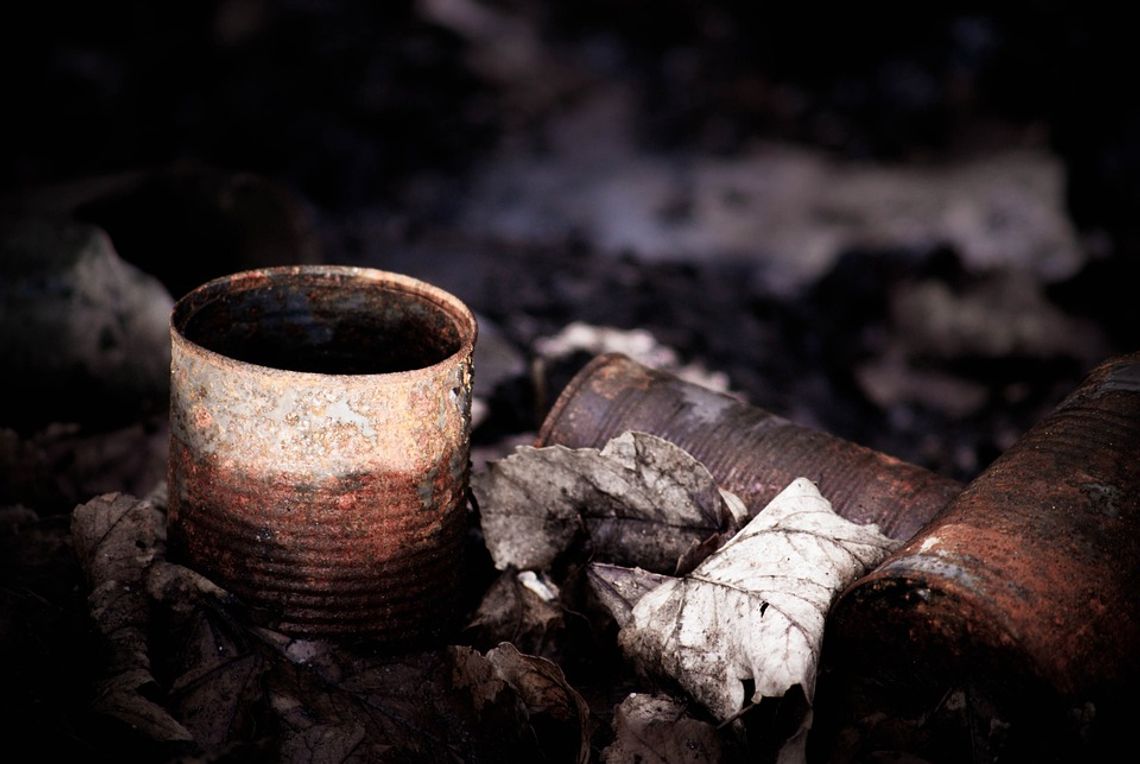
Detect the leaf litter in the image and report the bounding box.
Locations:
[69,432,899,761]
[70,492,591,762]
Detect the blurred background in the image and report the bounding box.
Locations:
[3,0,1138,478]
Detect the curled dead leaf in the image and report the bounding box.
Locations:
[91,667,195,744]
[486,642,592,764]
[474,431,746,573]
[586,564,673,630]
[147,559,237,618]
[72,493,195,745]
[166,609,265,753]
[464,570,566,658]
[602,693,722,764]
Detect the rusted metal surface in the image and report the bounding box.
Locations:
[536,353,961,540]
[817,352,1140,761]
[168,266,476,640]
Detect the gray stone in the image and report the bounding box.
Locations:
[0,219,173,427]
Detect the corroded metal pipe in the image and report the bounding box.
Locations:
[817,352,1140,761]
[536,353,961,540]
[168,266,476,640]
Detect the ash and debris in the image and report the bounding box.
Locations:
[2,1,1138,761]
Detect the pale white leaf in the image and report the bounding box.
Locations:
[616,477,899,722]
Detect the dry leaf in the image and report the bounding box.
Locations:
[91,668,195,743]
[486,642,592,764]
[474,431,747,573]
[602,693,722,764]
[261,639,591,762]
[166,608,266,752]
[147,559,238,617]
[603,478,899,722]
[587,564,673,630]
[464,570,566,658]
[278,722,371,764]
[72,493,196,744]
[71,494,292,756]
[71,492,164,662]
[70,491,592,760]
[269,645,542,762]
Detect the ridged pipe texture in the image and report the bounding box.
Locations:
[537,353,961,541]
[168,266,476,640]
[817,352,1140,762]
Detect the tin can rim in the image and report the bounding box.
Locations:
[170,265,477,381]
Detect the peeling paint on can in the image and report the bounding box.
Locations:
[536,353,960,540]
[168,266,476,640]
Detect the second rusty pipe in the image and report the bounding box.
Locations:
[537,353,961,540]
[815,352,1140,761]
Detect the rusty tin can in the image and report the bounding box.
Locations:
[817,352,1140,761]
[168,266,476,640]
[537,353,961,540]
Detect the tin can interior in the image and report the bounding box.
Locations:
[175,270,470,375]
